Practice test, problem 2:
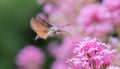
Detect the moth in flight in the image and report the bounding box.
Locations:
[30,16,70,40]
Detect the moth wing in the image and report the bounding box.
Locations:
[36,15,52,27]
[30,18,50,39]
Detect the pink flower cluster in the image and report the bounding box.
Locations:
[77,0,120,38]
[15,45,45,69]
[102,0,120,25]
[48,38,74,59]
[47,38,75,69]
[66,37,116,69]
[77,4,114,38]
[102,0,120,12]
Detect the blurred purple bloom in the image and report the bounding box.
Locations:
[109,37,119,46]
[111,9,120,25]
[102,0,120,11]
[15,45,45,69]
[47,38,78,69]
[106,66,120,69]
[51,60,67,69]
[102,0,120,25]
[76,4,114,38]
[47,38,74,60]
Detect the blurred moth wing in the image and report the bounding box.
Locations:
[30,17,51,40]
[30,16,70,40]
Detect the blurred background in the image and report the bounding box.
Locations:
[0,0,45,69]
[1,0,118,69]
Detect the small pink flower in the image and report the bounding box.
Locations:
[109,37,119,46]
[51,60,67,69]
[112,53,120,66]
[102,0,120,11]
[43,3,55,14]
[102,0,120,25]
[47,38,74,60]
[85,22,113,37]
[106,66,120,69]
[66,37,116,69]
[111,9,120,25]
[76,4,113,38]
[15,45,45,69]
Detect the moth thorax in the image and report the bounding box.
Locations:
[50,27,59,31]
[47,27,59,37]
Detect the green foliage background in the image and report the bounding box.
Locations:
[0,0,46,69]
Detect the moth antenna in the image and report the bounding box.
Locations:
[60,30,74,43]
[58,24,70,29]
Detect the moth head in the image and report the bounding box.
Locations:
[50,27,59,31]
[49,27,60,36]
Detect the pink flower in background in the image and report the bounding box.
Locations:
[76,4,113,38]
[109,37,119,47]
[43,3,55,14]
[102,0,120,11]
[15,45,45,69]
[111,9,120,25]
[113,54,120,66]
[47,38,79,69]
[66,37,116,69]
[102,0,120,25]
[47,38,75,60]
[106,66,120,69]
[51,60,67,69]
